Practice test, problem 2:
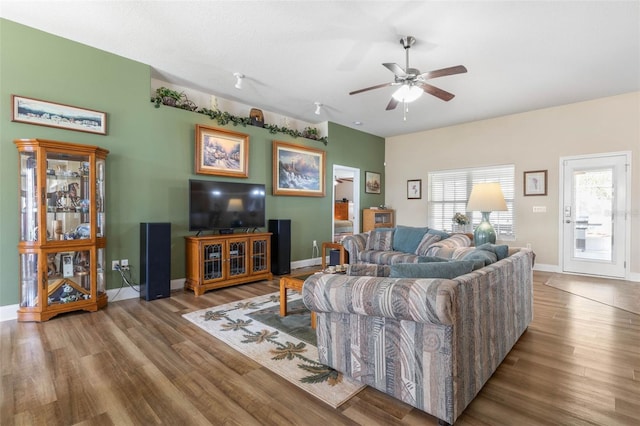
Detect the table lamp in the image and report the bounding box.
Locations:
[466,182,508,245]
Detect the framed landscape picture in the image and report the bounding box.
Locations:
[11,95,107,135]
[273,141,325,197]
[365,171,381,194]
[195,124,249,177]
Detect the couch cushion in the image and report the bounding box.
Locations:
[392,225,429,253]
[476,243,510,260]
[389,260,477,279]
[426,228,451,240]
[347,263,390,277]
[414,233,442,256]
[365,228,395,251]
[359,250,424,265]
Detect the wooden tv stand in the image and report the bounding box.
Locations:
[184,232,272,296]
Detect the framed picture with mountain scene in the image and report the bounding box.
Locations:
[365,171,381,194]
[272,141,325,197]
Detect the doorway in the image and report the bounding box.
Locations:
[332,165,360,242]
[560,152,630,278]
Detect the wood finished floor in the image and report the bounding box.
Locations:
[1,271,639,425]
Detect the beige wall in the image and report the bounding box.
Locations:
[385,92,639,275]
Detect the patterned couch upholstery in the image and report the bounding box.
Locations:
[342,228,474,266]
[302,248,535,425]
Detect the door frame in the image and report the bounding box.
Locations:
[557,151,631,279]
[332,165,360,238]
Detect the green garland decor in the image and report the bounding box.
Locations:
[151,87,328,145]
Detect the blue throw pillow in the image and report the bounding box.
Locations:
[461,249,498,266]
[392,225,429,253]
[389,261,476,279]
[476,243,510,260]
[427,228,451,240]
[417,256,450,263]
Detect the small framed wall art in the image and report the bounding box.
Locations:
[195,124,249,178]
[272,141,326,197]
[407,179,422,199]
[524,170,547,196]
[365,171,381,194]
[11,95,107,135]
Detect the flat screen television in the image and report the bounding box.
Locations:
[189,179,266,233]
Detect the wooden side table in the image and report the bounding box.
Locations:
[279,272,317,328]
[321,242,346,270]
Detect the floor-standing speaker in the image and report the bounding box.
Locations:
[140,222,171,301]
[269,219,291,275]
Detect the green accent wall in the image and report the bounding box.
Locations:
[0,19,384,307]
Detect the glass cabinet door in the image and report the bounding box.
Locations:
[45,151,91,242]
[19,253,39,307]
[251,238,269,274]
[19,151,39,242]
[228,240,247,278]
[46,249,93,306]
[203,242,224,281]
[96,158,105,237]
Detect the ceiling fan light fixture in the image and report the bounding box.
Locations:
[233,72,244,89]
[392,85,423,103]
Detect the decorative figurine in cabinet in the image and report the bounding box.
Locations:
[15,138,109,322]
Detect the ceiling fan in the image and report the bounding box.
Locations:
[349,36,467,111]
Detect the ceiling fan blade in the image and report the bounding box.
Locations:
[419,83,456,101]
[418,65,468,80]
[385,98,399,110]
[383,62,406,77]
[349,82,392,95]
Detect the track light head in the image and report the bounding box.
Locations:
[233,72,244,89]
[314,102,322,115]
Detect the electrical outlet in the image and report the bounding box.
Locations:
[111,260,120,270]
[121,259,129,267]
[313,240,317,248]
[526,243,532,250]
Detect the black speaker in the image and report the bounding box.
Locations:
[140,222,171,301]
[269,219,291,275]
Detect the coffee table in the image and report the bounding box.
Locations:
[279,271,318,328]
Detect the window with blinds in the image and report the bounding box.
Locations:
[428,165,515,239]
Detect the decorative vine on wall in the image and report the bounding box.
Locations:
[151,87,328,145]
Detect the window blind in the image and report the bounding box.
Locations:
[428,165,515,239]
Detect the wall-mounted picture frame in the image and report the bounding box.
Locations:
[407,179,422,199]
[524,170,548,196]
[365,171,381,194]
[273,141,325,197]
[11,95,107,135]
[195,124,249,178]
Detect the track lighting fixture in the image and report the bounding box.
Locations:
[233,72,244,89]
[314,102,322,115]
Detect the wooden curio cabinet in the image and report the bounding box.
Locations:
[184,233,272,296]
[15,139,109,322]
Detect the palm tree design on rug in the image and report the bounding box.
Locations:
[201,295,344,386]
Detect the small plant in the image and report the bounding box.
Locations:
[452,212,469,225]
[152,87,185,108]
[302,126,320,140]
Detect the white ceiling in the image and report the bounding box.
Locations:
[1,1,639,138]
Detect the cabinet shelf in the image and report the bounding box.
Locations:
[185,233,272,296]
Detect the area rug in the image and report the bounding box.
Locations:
[544,273,640,315]
[182,292,365,408]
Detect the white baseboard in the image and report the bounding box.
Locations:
[0,304,18,322]
[533,263,561,273]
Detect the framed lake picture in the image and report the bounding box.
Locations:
[195,124,249,178]
[273,141,325,197]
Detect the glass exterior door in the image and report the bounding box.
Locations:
[562,154,628,278]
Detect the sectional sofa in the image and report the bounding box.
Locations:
[302,226,535,425]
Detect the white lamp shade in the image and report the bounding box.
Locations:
[466,183,508,212]
[392,85,423,102]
